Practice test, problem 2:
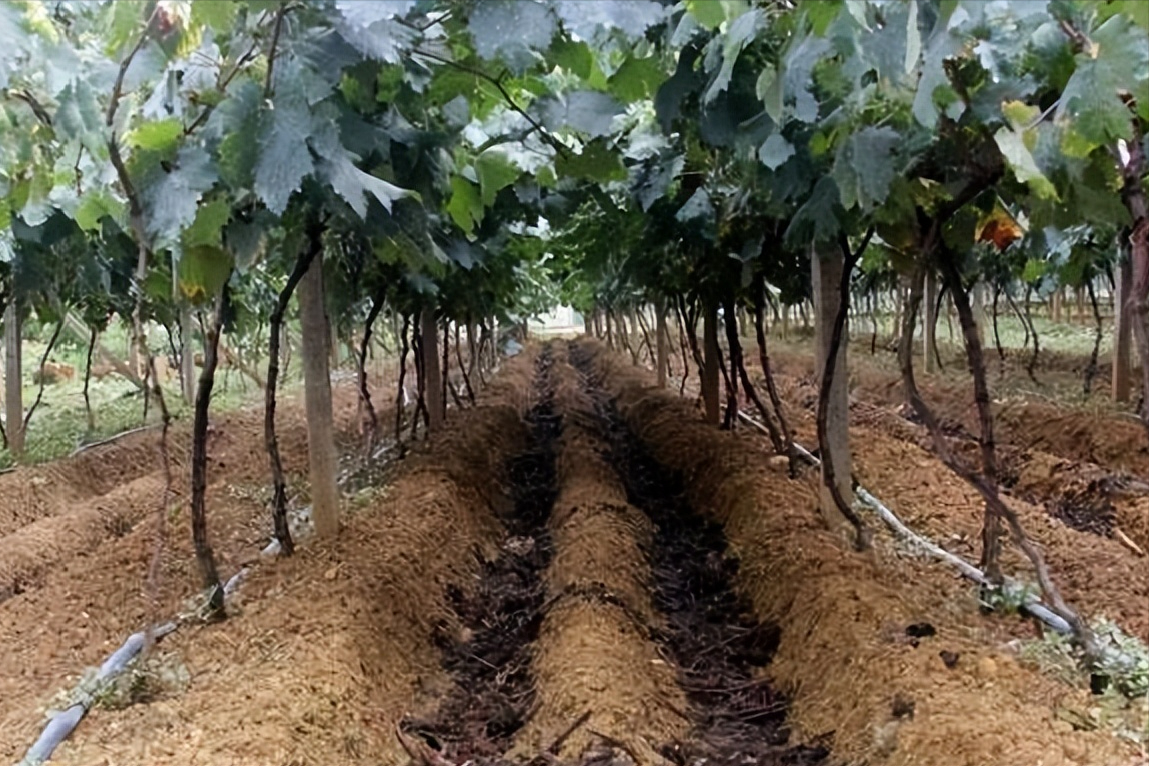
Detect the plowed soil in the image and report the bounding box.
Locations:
[3,339,1146,766]
[582,338,1144,766]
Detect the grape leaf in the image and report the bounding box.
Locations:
[630,153,684,211]
[182,198,230,249]
[215,79,263,189]
[319,151,411,217]
[190,0,235,35]
[831,126,900,211]
[704,8,764,104]
[675,188,713,225]
[447,176,482,235]
[254,63,315,215]
[336,1,415,27]
[476,149,522,206]
[550,38,595,79]
[756,63,783,124]
[609,56,665,102]
[552,1,668,41]
[179,245,233,303]
[785,176,842,245]
[336,1,418,64]
[74,189,126,233]
[783,34,833,123]
[54,79,103,146]
[758,134,795,170]
[127,118,183,152]
[555,140,626,182]
[994,126,1057,199]
[539,91,623,137]
[141,146,218,243]
[469,0,556,68]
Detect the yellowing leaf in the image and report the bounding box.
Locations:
[1001,100,1039,131]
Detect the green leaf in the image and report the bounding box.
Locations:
[191,0,236,34]
[539,91,624,137]
[994,127,1057,200]
[758,134,794,170]
[54,80,103,145]
[141,146,218,244]
[755,63,783,124]
[126,118,183,152]
[675,188,713,225]
[608,57,665,102]
[553,1,668,40]
[469,0,556,69]
[685,0,729,30]
[550,38,594,79]
[254,63,315,215]
[216,80,263,189]
[336,1,418,63]
[831,126,900,211]
[476,149,522,207]
[447,177,482,235]
[704,8,764,104]
[181,198,230,249]
[554,140,626,183]
[904,0,921,74]
[1002,100,1040,131]
[74,189,125,233]
[785,176,842,245]
[320,153,412,217]
[803,0,842,35]
[179,245,233,304]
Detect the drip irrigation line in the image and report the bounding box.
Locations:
[734,409,1077,633]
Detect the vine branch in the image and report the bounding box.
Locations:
[412,48,570,158]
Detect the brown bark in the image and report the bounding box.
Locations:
[812,242,854,538]
[655,300,668,388]
[395,313,410,443]
[701,301,721,425]
[901,260,1097,657]
[298,249,340,538]
[191,287,227,618]
[265,240,320,556]
[420,306,444,431]
[84,327,96,433]
[1119,127,1149,442]
[358,289,386,446]
[23,317,63,432]
[753,276,797,474]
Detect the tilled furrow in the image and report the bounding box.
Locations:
[403,349,559,763]
[568,341,830,766]
[510,348,685,764]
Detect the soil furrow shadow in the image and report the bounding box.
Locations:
[569,345,830,766]
[402,350,561,763]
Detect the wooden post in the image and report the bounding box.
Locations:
[4,302,23,457]
[812,244,852,535]
[298,252,340,538]
[924,271,938,373]
[1113,258,1133,402]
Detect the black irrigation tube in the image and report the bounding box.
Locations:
[401,350,560,763]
